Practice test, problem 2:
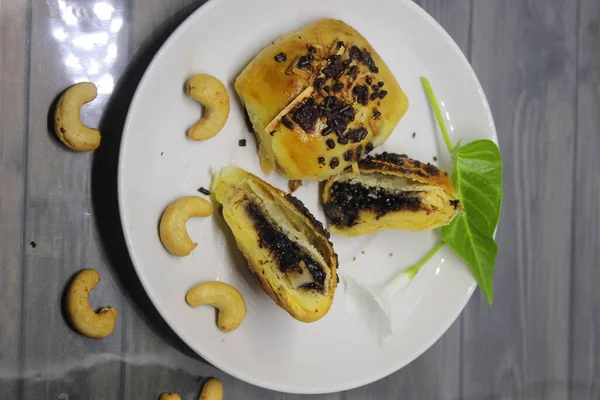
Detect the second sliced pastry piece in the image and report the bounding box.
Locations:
[212,166,338,322]
[323,153,461,236]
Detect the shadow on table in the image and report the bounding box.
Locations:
[91,0,209,363]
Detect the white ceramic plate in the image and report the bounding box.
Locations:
[119,0,496,394]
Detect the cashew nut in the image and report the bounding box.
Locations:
[159,196,214,257]
[65,269,118,339]
[159,394,181,400]
[199,378,223,400]
[185,74,230,141]
[186,282,246,332]
[54,82,101,151]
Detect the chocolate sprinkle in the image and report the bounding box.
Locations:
[238,139,247,147]
[297,54,313,69]
[30,241,37,248]
[344,150,354,161]
[332,82,344,92]
[372,85,380,92]
[346,65,358,76]
[424,164,440,176]
[314,77,325,90]
[318,156,325,164]
[366,77,373,85]
[345,127,368,143]
[330,157,340,169]
[365,142,374,153]
[308,45,317,54]
[198,187,211,196]
[281,116,294,129]
[379,90,388,99]
[372,109,382,119]
[292,97,319,132]
[274,52,287,62]
[370,92,380,101]
[352,85,369,105]
[326,138,336,149]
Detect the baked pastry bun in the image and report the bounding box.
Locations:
[322,153,460,236]
[235,18,409,181]
[212,166,338,322]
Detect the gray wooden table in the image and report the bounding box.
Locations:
[1,0,598,398]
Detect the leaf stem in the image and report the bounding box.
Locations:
[421,77,454,154]
[403,241,445,279]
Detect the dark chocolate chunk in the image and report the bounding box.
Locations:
[323,85,331,93]
[314,77,325,90]
[324,182,421,227]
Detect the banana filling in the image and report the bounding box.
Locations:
[245,202,326,292]
[324,181,425,227]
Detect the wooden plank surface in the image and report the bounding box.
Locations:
[462,1,578,399]
[0,0,598,399]
[0,0,28,398]
[570,0,600,398]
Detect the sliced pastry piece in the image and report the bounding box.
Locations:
[235,18,409,181]
[212,166,338,322]
[322,153,461,236]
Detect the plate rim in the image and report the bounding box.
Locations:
[117,0,498,394]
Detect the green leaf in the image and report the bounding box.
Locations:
[450,140,503,237]
[421,76,503,304]
[442,213,498,303]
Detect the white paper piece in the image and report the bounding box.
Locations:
[342,270,414,339]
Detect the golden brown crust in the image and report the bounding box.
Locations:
[355,153,457,195]
[212,167,338,322]
[322,153,459,236]
[235,19,409,180]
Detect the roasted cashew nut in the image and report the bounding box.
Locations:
[159,196,214,257]
[159,393,182,400]
[199,378,223,400]
[65,269,118,339]
[185,74,230,141]
[186,282,247,332]
[54,82,101,151]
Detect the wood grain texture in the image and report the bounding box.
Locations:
[570,0,600,398]
[17,1,129,399]
[462,0,578,399]
[0,0,28,398]
[1,0,599,399]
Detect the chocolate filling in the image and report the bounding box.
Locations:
[324,182,422,227]
[246,203,326,290]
